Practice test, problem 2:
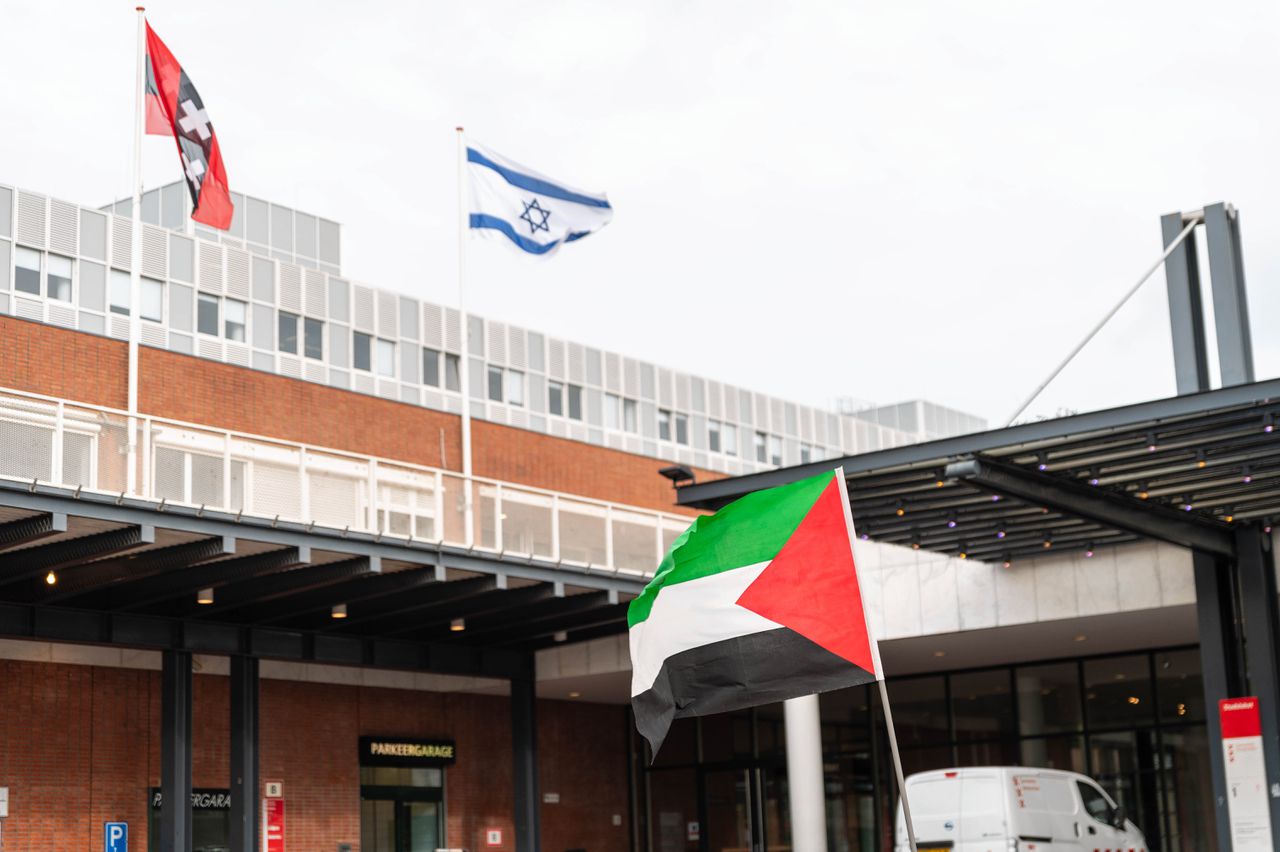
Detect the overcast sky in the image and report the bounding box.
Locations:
[4,1,1279,426]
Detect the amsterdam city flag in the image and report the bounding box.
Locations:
[143,22,234,230]
[629,469,881,757]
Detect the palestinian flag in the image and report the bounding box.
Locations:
[630,468,881,756]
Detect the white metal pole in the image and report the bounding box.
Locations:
[784,694,828,852]
[878,678,918,852]
[126,6,146,496]
[456,127,475,547]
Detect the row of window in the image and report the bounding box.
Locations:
[10,250,830,464]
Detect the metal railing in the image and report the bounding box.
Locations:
[0,386,692,578]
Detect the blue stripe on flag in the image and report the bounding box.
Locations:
[467,148,612,209]
[469,214,562,255]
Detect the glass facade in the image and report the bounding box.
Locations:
[636,645,1212,852]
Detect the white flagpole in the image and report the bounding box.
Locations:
[879,678,918,852]
[835,466,916,852]
[455,127,475,546]
[126,5,146,496]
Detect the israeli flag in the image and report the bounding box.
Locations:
[467,141,613,256]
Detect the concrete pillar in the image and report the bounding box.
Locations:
[784,695,827,852]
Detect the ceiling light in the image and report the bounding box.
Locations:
[935,479,945,488]
[1002,557,1012,569]
[450,618,466,632]
[1127,696,1140,705]
[45,570,57,585]
[958,550,967,560]
[933,650,946,658]
[1084,544,1095,558]
[568,691,581,698]
[1265,413,1275,434]
[331,604,348,619]
[1088,468,1100,486]
[196,587,215,605]
[1243,466,1253,485]
[996,526,1006,539]
[990,494,1001,502]
[1042,534,1053,549]
[1195,450,1207,469]
[895,501,905,517]
[1037,452,1048,472]
[553,630,568,643]
[1074,634,1087,642]
[946,513,958,529]
[1146,432,1157,452]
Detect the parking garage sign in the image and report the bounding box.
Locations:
[1221,697,1274,852]
[104,821,127,852]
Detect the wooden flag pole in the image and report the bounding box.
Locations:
[878,677,918,852]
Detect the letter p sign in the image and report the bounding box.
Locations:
[105,821,128,852]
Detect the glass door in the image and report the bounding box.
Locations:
[702,768,789,852]
[361,799,442,852]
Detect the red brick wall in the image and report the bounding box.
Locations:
[0,658,628,852]
[0,316,716,515]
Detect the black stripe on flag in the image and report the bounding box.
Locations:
[632,626,877,759]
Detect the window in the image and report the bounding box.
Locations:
[223,298,246,342]
[658,409,672,442]
[109,270,130,315]
[604,393,621,430]
[708,420,721,453]
[487,365,503,402]
[444,353,461,392]
[548,381,564,416]
[623,398,638,433]
[278,312,298,354]
[675,413,689,445]
[567,384,582,420]
[1077,781,1116,824]
[723,423,738,456]
[376,339,395,377]
[15,247,40,295]
[353,332,372,372]
[754,431,767,463]
[505,370,524,406]
[197,293,219,336]
[769,435,782,465]
[304,318,323,360]
[47,255,72,302]
[141,278,163,322]
[422,348,440,386]
[800,444,812,464]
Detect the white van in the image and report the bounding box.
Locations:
[894,767,1148,852]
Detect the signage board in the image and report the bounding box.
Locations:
[1221,697,1275,852]
[485,828,503,847]
[686,821,700,842]
[359,736,456,767]
[265,781,283,799]
[542,792,560,804]
[104,821,127,852]
[150,789,231,809]
[264,797,285,852]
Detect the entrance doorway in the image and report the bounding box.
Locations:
[702,768,789,852]
[360,768,445,852]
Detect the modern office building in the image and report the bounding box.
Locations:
[0,182,1269,852]
[0,180,990,852]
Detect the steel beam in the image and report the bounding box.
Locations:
[160,649,193,852]
[944,457,1235,558]
[0,525,155,590]
[191,558,374,617]
[377,583,556,637]
[1204,202,1255,387]
[446,591,613,642]
[42,536,236,603]
[675,377,1280,509]
[111,547,310,611]
[511,669,541,852]
[474,602,629,647]
[1161,211,1210,395]
[238,565,439,626]
[1193,550,1240,852]
[0,512,67,552]
[334,575,499,630]
[230,655,259,852]
[1233,525,1280,834]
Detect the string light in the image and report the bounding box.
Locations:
[45,570,57,585]
[1042,534,1053,549]
[1037,452,1049,472]
[996,526,1006,539]
[947,513,958,529]
[1084,543,1095,558]
[1146,431,1157,452]
[1243,466,1253,485]
[895,501,905,517]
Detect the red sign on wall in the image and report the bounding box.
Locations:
[264,797,285,852]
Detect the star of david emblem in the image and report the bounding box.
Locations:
[520,198,551,234]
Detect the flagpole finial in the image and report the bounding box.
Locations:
[136,5,145,11]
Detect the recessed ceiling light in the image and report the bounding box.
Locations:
[553,630,568,643]
[331,604,348,619]
[450,618,466,632]
[1074,634,1087,642]
[196,587,215,605]
[45,570,57,585]
[933,650,946,658]
[568,691,581,698]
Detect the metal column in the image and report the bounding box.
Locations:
[1234,525,1280,836]
[784,695,828,852]
[1203,202,1255,387]
[1193,551,1243,852]
[511,671,541,852]
[230,655,260,852]
[1160,211,1210,395]
[160,649,193,852]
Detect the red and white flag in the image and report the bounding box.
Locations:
[143,22,233,230]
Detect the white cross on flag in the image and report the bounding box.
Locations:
[144,21,233,230]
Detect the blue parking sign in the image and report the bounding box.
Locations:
[104,821,127,852]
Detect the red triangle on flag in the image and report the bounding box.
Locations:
[735,477,877,676]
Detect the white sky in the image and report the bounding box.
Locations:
[4,1,1279,427]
